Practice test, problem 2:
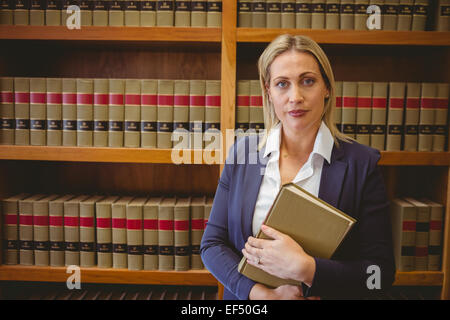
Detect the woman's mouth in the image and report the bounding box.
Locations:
[288,109,308,117]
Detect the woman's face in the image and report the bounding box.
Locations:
[266,50,329,135]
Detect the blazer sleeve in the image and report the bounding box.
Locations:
[304,151,396,298]
[200,149,257,300]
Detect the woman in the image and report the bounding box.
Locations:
[200,34,395,300]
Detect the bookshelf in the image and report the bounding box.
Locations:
[1,1,450,300]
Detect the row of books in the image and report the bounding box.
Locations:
[236,80,450,152]
[0,0,222,27]
[0,77,221,149]
[238,0,450,32]
[2,193,214,271]
[390,197,444,271]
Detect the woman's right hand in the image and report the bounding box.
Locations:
[249,283,306,300]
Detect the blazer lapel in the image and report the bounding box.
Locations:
[318,143,348,208]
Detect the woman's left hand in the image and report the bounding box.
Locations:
[242,224,316,286]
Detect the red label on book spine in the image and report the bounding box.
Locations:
[30,92,46,104]
[127,219,142,230]
[159,220,174,230]
[430,220,442,230]
[94,93,109,105]
[64,216,79,227]
[144,219,158,230]
[206,96,221,107]
[19,215,33,225]
[109,93,124,105]
[191,219,204,230]
[112,218,126,229]
[174,220,189,231]
[125,94,141,105]
[415,246,428,257]
[436,98,448,109]
[174,95,190,106]
[357,97,371,108]
[47,93,63,104]
[389,98,404,109]
[1,92,14,103]
[141,94,157,106]
[4,214,17,225]
[403,221,416,231]
[80,217,95,227]
[406,98,420,109]
[158,95,174,106]
[97,217,111,228]
[421,98,434,109]
[372,98,387,108]
[190,95,206,107]
[250,96,263,107]
[49,216,63,226]
[343,97,356,107]
[63,93,77,104]
[237,96,250,106]
[335,96,342,108]
[33,215,49,226]
[77,93,94,105]
[15,92,30,104]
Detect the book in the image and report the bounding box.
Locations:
[49,194,74,267]
[296,0,312,28]
[80,195,104,267]
[93,0,109,26]
[354,0,369,30]
[432,83,449,152]
[281,0,296,28]
[143,197,162,270]
[93,79,109,147]
[383,0,399,30]
[125,0,140,26]
[370,82,388,150]
[141,0,157,26]
[0,0,13,25]
[192,0,207,27]
[341,81,357,138]
[189,79,205,149]
[326,0,340,30]
[236,80,250,133]
[207,0,222,27]
[340,0,355,30]
[190,196,205,269]
[30,77,47,146]
[249,80,264,134]
[386,82,405,151]
[124,79,142,148]
[390,198,416,271]
[238,0,252,27]
[64,195,90,266]
[109,0,124,26]
[127,197,147,270]
[334,81,343,133]
[0,77,14,145]
[46,78,63,146]
[436,0,450,31]
[420,199,444,271]
[356,81,372,146]
[62,78,77,147]
[204,80,221,149]
[252,0,267,28]
[14,0,29,25]
[96,196,119,268]
[418,82,436,152]
[173,79,190,149]
[174,197,191,271]
[33,194,60,266]
[411,0,429,31]
[2,193,30,265]
[311,0,325,29]
[141,79,158,148]
[14,77,30,146]
[175,0,191,27]
[30,0,45,26]
[157,0,174,26]
[397,0,413,30]
[79,0,93,26]
[267,0,281,28]
[159,197,176,271]
[238,183,356,288]
[403,82,421,151]
[77,78,94,147]
[109,79,125,147]
[157,79,174,148]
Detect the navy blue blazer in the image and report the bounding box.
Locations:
[200,135,396,300]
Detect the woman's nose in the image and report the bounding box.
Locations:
[289,85,304,104]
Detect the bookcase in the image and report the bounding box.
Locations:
[0,1,450,300]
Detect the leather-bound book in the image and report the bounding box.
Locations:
[62,78,77,146]
[252,0,267,28]
[49,194,74,267]
[296,0,312,28]
[340,0,354,29]
[93,0,109,26]
[249,80,264,134]
[13,0,29,25]
[157,79,174,148]
[143,197,162,270]
[189,79,205,149]
[356,81,372,146]
[266,0,281,28]
[173,80,190,149]
[311,0,325,29]
[0,0,13,24]
[30,0,45,25]
[64,195,90,266]
[420,199,444,271]
[411,0,429,31]
[157,0,174,26]
[141,79,158,148]
[382,0,399,30]
[207,0,221,27]
[432,83,449,152]
[158,197,176,270]
[204,80,221,149]
[0,77,14,145]
[354,0,369,30]
[238,0,252,27]
[370,82,388,150]
[341,81,357,139]
[236,80,250,134]
[190,196,205,269]
[45,0,61,26]
[334,81,342,132]
[125,0,141,26]
[124,79,142,148]
[109,0,125,26]
[175,0,190,26]
[76,78,94,147]
[386,82,405,151]
[14,77,30,146]
[95,196,119,268]
[403,82,421,151]
[94,79,109,147]
[418,82,436,151]
[79,195,104,267]
[397,0,413,30]
[281,0,296,28]
[127,197,147,270]
[30,77,47,146]
[79,0,93,26]
[108,79,125,147]
[141,0,157,26]
[325,0,340,30]
[174,197,191,271]
[46,78,63,146]
[436,0,450,31]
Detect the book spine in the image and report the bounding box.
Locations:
[432,83,449,152]
[157,0,174,26]
[14,0,30,25]
[175,0,190,26]
[382,0,399,30]
[191,0,207,26]
[29,0,45,26]
[140,0,156,26]
[173,79,190,149]
[14,77,30,146]
[62,78,77,146]
[418,82,436,151]
[190,200,205,269]
[0,77,15,145]
[411,0,428,31]
[281,0,295,28]
[354,0,369,30]
[428,204,443,271]
[34,196,58,266]
[97,201,113,268]
[141,79,157,148]
[46,0,61,26]
[341,81,357,138]
[266,0,281,28]
[30,77,47,146]
[252,0,267,28]
[158,199,175,270]
[206,0,221,27]
[127,202,144,270]
[296,0,312,28]
[93,79,109,147]
[49,196,70,267]
[77,78,94,147]
[124,79,142,148]
[108,79,125,147]
[236,80,250,133]
[189,79,205,149]
[174,199,190,271]
[415,205,430,271]
[397,0,413,30]
[93,0,109,26]
[79,0,93,26]
[143,199,159,270]
[370,82,387,150]
[111,201,127,269]
[334,80,342,132]
[249,79,264,133]
[204,80,221,149]
[3,196,27,264]
[19,198,35,265]
[125,0,141,26]
[157,79,174,148]
[436,0,450,31]
[46,78,63,146]
[311,0,325,29]
[109,0,124,26]
[79,200,97,267]
[325,0,340,30]
[64,198,82,266]
[403,82,421,151]
[0,0,14,25]
[356,81,372,146]
[340,0,354,29]
[238,0,252,27]
[391,201,416,271]
[386,82,405,151]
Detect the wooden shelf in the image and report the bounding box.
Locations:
[237,28,450,46]
[379,152,450,166]
[0,265,217,286]
[0,25,222,43]
[394,271,444,286]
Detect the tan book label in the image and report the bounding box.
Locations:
[296,0,313,28]
[158,197,176,270]
[93,79,109,147]
[397,0,414,30]
[80,195,104,267]
[127,197,147,270]
[144,197,162,270]
[97,196,120,268]
[174,197,191,271]
[173,80,190,149]
[340,0,355,30]
[141,0,157,26]
[418,82,436,151]
[341,81,357,138]
[252,0,267,27]
[124,79,142,148]
[411,0,429,31]
[238,0,252,27]
[141,79,157,147]
[207,0,222,27]
[386,82,405,151]
[77,79,94,147]
[157,79,174,148]
[432,83,449,152]
[370,82,387,150]
[189,80,206,149]
[190,196,205,269]
[46,78,63,146]
[267,0,281,28]
[49,195,74,267]
[64,195,90,266]
[157,0,175,26]
[62,78,77,146]
[109,0,125,26]
[14,77,30,146]
[0,77,15,145]
[204,80,221,149]
[356,82,372,146]
[175,0,191,26]
[403,82,420,151]
[109,79,125,147]
[125,0,141,26]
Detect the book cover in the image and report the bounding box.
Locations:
[390,198,417,271]
[356,81,372,146]
[252,0,267,28]
[403,82,421,151]
[46,78,63,146]
[236,80,250,134]
[77,78,94,147]
[311,0,325,29]
[64,195,90,266]
[109,0,125,26]
[93,0,109,26]
[96,196,119,268]
[124,79,142,148]
[326,0,340,30]
[189,79,205,149]
[13,0,29,25]
[249,79,264,134]
[267,0,281,28]
[174,197,191,271]
[93,78,109,147]
[436,0,450,31]
[143,197,162,270]
[341,81,357,139]
[14,77,30,146]
[157,79,174,148]
[190,196,205,269]
[411,0,429,31]
[207,0,221,27]
[296,0,312,28]
[418,82,436,152]
[432,83,449,152]
[386,82,405,151]
[46,0,61,26]
[354,0,369,30]
[108,79,125,148]
[383,0,399,30]
[238,0,252,27]
[158,197,176,271]
[0,0,13,25]
[49,194,74,267]
[30,0,45,26]
[340,0,355,30]
[173,79,190,149]
[62,78,77,147]
[420,199,444,271]
[175,0,191,26]
[125,0,140,26]
[397,0,413,30]
[141,0,157,26]
[30,77,47,146]
[79,0,93,26]
[141,79,158,148]
[0,77,15,145]
[204,80,221,149]
[370,82,387,150]
[127,197,147,270]
[281,0,296,28]
[238,183,356,288]
[157,0,174,26]
[334,80,342,133]
[80,195,104,267]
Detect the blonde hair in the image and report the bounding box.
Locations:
[257,34,353,149]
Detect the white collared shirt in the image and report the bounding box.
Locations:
[252,121,334,236]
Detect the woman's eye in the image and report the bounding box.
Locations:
[302,78,315,86]
[276,81,288,88]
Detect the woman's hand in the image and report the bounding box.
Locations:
[242,224,316,286]
[249,283,305,300]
